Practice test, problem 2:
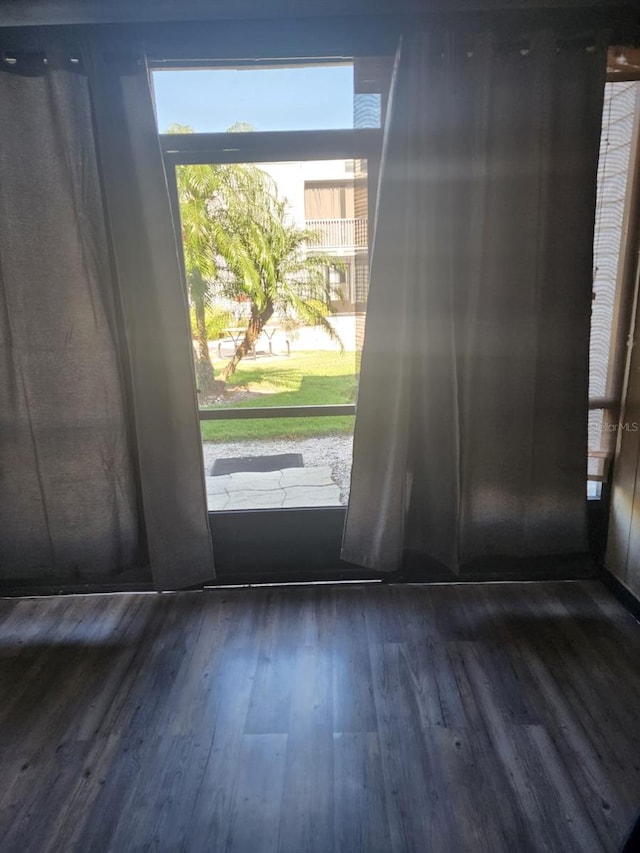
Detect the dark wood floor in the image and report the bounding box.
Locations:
[0,580,639,852]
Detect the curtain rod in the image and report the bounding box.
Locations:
[2,25,637,70]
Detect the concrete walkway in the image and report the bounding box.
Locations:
[205,465,342,511]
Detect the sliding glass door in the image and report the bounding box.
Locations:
[153,61,387,580]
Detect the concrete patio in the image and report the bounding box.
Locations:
[205,465,342,510]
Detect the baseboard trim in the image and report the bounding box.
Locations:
[0,581,155,598]
[600,568,640,623]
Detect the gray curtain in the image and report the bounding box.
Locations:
[342,31,606,573]
[0,47,141,584]
[0,41,214,589]
[85,41,214,590]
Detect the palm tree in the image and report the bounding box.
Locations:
[175,151,225,398]
[174,128,273,395]
[217,192,344,379]
[172,125,343,386]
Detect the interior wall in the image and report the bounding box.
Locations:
[0,0,635,27]
[0,2,638,52]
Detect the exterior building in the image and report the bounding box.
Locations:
[260,158,369,314]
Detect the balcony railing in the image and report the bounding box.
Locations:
[306,218,368,249]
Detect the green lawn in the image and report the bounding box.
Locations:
[200,350,358,442]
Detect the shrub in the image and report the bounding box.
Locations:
[190,305,234,341]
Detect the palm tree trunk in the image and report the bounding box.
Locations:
[222,305,273,379]
[193,297,219,398]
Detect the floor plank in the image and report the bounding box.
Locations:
[0,580,638,852]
